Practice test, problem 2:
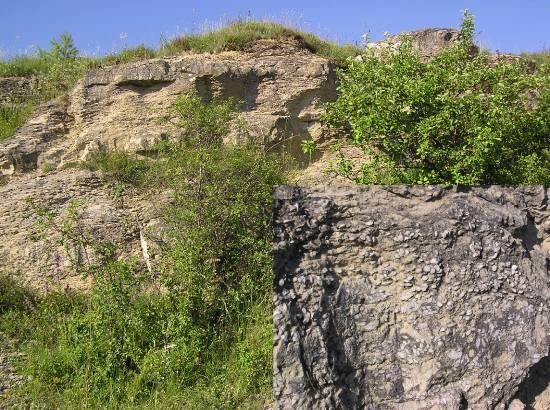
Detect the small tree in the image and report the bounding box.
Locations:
[325,12,550,185]
[301,139,316,165]
[50,32,78,59]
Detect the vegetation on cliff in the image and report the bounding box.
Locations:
[0,11,549,409]
[1,95,283,408]
[325,12,550,185]
[0,21,360,143]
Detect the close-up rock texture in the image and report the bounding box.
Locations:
[273,185,550,409]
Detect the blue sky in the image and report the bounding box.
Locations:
[1,1,548,58]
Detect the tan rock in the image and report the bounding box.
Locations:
[0,39,337,176]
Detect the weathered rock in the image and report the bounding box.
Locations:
[273,185,550,409]
[0,39,336,175]
[365,28,476,60]
[0,169,164,289]
[0,77,35,104]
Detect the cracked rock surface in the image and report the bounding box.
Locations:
[273,185,550,409]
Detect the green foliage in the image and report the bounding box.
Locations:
[301,139,316,165]
[0,32,88,140]
[48,32,79,60]
[0,274,36,314]
[0,103,35,141]
[0,55,52,77]
[2,95,284,407]
[325,12,550,185]
[172,93,236,148]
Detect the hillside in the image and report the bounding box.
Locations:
[1,18,549,409]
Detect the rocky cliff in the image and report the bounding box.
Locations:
[0,77,35,104]
[0,38,336,177]
[273,185,550,409]
[0,38,337,288]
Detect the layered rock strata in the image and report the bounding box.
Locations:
[0,38,337,176]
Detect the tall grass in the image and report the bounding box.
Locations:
[0,20,361,79]
[159,20,361,62]
[0,103,36,141]
[522,49,550,66]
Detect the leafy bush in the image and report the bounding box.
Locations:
[2,94,283,407]
[325,12,550,185]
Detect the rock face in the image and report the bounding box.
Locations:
[366,28,471,60]
[0,38,336,176]
[0,77,34,104]
[273,185,550,409]
[0,168,166,289]
[0,39,337,286]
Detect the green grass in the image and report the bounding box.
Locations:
[0,103,36,141]
[522,50,550,66]
[159,20,361,63]
[0,55,54,78]
[0,20,360,79]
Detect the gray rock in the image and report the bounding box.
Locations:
[366,28,477,60]
[273,185,550,409]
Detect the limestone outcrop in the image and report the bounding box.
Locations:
[0,38,337,286]
[0,77,34,104]
[366,28,476,60]
[0,169,165,289]
[273,185,550,409]
[0,38,336,176]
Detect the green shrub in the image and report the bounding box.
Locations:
[3,94,283,407]
[325,12,550,185]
